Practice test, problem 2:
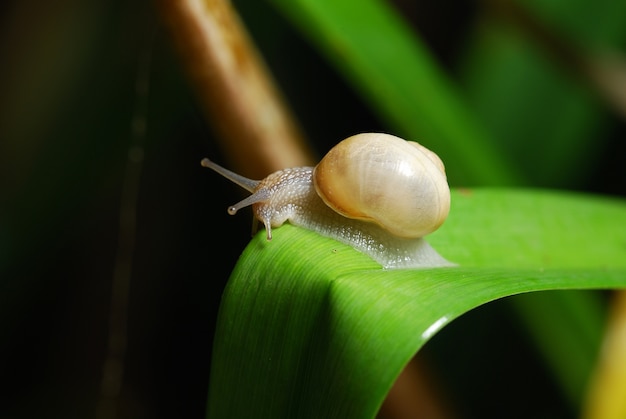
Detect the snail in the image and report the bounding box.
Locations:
[201,133,454,269]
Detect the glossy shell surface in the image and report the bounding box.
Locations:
[313,133,450,238]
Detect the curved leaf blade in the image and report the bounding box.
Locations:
[207,189,626,417]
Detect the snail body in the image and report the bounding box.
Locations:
[201,133,453,269]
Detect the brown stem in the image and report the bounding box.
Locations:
[158,0,316,178]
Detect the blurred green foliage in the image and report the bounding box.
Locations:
[0,0,624,417]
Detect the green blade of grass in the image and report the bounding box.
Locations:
[207,189,626,417]
[460,0,626,187]
[460,20,609,187]
[266,0,523,186]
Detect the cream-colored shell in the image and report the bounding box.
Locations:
[313,133,450,238]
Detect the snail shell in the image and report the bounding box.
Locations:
[314,133,449,238]
[201,133,453,269]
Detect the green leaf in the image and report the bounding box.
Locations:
[460,1,626,187]
[267,0,523,186]
[207,189,626,417]
[460,21,609,187]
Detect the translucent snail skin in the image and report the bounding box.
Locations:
[202,133,453,269]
